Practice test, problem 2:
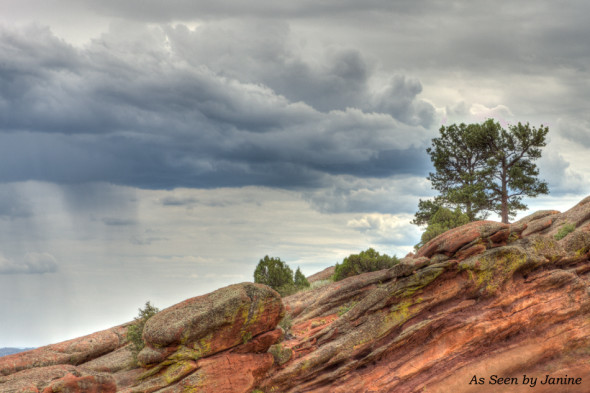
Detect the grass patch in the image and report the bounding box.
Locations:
[555,222,576,240]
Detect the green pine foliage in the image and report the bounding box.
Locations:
[415,206,470,249]
[332,248,399,281]
[127,301,159,363]
[254,256,311,296]
[426,122,493,221]
[421,119,549,224]
[294,267,310,289]
[254,256,294,293]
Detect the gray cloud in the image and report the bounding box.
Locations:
[303,175,434,215]
[130,235,167,245]
[71,0,405,21]
[0,187,31,219]
[559,118,590,147]
[160,196,198,206]
[102,217,137,226]
[0,252,58,275]
[537,150,586,195]
[0,23,433,191]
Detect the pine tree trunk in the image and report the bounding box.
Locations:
[501,166,509,224]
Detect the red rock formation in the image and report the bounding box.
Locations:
[256,197,590,392]
[0,325,128,377]
[2,196,590,392]
[0,364,117,393]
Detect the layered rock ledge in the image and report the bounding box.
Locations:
[2,196,590,392]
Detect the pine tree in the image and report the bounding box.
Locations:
[479,120,549,223]
[294,267,310,289]
[419,119,549,224]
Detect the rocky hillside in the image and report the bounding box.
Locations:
[2,196,590,392]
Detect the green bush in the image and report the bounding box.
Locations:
[268,343,292,365]
[415,206,470,250]
[127,301,159,363]
[332,248,399,281]
[278,313,293,338]
[555,222,576,240]
[254,256,310,296]
[254,256,294,293]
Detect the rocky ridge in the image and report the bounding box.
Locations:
[2,196,590,392]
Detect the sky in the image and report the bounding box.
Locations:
[0,1,589,348]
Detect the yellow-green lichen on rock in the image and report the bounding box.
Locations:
[163,360,198,385]
[459,246,532,295]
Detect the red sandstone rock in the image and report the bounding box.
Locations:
[259,237,590,392]
[137,282,284,367]
[416,220,509,258]
[0,325,128,376]
[156,353,274,393]
[0,364,117,393]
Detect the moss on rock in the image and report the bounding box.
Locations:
[460,246,530,295]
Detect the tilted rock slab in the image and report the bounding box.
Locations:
[0,325,129,377]
[259,196,590,392]
[0,282,284,392]
[0,364,117,393]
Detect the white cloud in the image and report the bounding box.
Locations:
[347,213,421,251]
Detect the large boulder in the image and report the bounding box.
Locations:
[416,220,510,259]
[137,282,284,367]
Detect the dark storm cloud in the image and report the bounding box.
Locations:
[74,0,408,21]
[0,23,433,190]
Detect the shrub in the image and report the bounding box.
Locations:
[333,248,399,281]
[555,222,576,240]
[127,301,159,363]
[254,257,311,296]
[278,313,293,337]
[268,343,292,365]
[254,256,294,294]
[415,207,470,250]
